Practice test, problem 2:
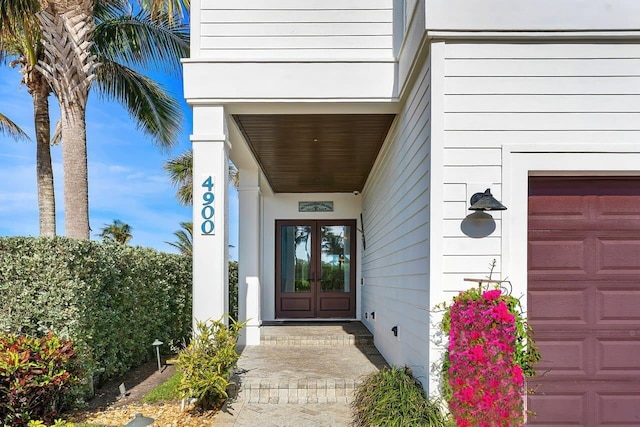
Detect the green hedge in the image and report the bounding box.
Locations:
[0,237,192,384]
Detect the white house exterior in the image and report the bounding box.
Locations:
[184,1,640,424]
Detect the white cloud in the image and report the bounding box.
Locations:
[108,165,131,174]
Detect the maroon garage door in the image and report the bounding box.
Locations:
[528,177,640,426]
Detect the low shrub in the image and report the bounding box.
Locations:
[177,318,245,409]
[0,333,83,426]
[351,366,449,427]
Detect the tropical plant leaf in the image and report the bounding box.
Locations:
[94,61,182,148]
[0,113,29,141]
[94,6,188,76]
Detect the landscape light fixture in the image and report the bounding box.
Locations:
[468,188,507,211]
[152,339,163,372]
[126,413,155,427]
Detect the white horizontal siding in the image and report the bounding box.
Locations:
[446,113,640,131]
[207,0,392,9]
[443,255,501,274]
[446,130,640,146]
[440,42,640,296]
[446,95,640,113]
[445,58,640,77]
[199,0,393,59]
[447,76,640,95]
[203,9,392,22]
[444,43,640,59]
[361,54,431,384]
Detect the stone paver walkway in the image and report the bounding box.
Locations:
[213,322,387,426]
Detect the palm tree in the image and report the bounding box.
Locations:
[166,221,192,256]
[0,8,57,235]
[99,219,133,244]
[0,0,188,238]
[164,149,239,206]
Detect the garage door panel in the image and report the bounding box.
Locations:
[527,391,587,426]
[533,338,589,376]
[596,238,640,273]
[529,238,589,273]
[596,196,640,221]
[528,288,589,325]
[597,289,640,323]
[596,338,640,376]
[529,195,588,219]
[597,393,640,426]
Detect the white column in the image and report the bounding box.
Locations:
[191,105,229,325]
[238,168,261,345]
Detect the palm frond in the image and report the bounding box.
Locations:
[0,0,40,31]
[164,149,192,205]
[0,113,29,141]
[94,60,182,149]
[98,219,133,244]
[94,7,188,75]
[136,0,190,23]
[165,221,192,256]
[0,0,42,66]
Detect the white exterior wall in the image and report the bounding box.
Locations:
[440,40,640,293]
[428,40,640,390]
[360,51,432,387]
[197,0,393,60]
[261,193,363,321]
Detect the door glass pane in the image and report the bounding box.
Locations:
[280,225,312,293]
[320,225,351,292]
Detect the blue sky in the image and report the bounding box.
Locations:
[0,66,239,257]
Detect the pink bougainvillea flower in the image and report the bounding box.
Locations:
[446,289,525,426]
[483,289,502,301]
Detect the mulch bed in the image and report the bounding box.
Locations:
[65,359,220,426]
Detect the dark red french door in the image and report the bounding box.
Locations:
[275,220,356,319]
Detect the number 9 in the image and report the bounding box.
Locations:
[202,192,214,205]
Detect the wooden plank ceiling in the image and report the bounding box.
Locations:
[232,114,396,193]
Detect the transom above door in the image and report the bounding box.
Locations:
[275,220,356,319]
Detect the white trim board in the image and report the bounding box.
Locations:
[501,144,640,312]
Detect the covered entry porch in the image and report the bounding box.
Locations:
[189,105,397,345]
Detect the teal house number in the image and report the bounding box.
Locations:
[201,176,215,234]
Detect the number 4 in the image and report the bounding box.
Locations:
[202,176,214,191]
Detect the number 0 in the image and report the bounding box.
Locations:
[201,205,214,219]
[201,220,214,234]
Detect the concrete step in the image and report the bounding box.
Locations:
[260,322,374,347]
[231,334,386,404]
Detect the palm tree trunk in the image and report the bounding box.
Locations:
[60,108,90,239]
[32,77,56,237]
[37,0,97,239]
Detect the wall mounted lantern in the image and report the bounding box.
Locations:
[469,188,507,211]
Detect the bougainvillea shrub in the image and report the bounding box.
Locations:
[438,285,540,426]
[446,289,523,426]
